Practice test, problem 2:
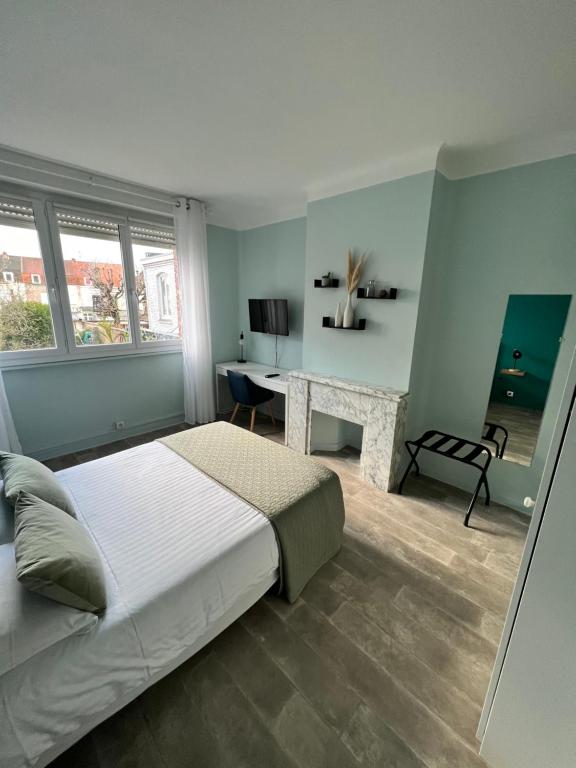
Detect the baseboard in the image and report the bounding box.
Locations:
[28,413,186,460]
[309,438,349,453]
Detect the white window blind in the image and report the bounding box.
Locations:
[129,222,176,247]
[0,199,36,228]
[55,209,120,241]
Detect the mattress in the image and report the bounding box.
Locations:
[0,441,279,768]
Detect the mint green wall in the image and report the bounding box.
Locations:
[238,218,306,370]
[3,352,185,458]
[3,224,239,458]
[410,155,576,510]
[207,224,239,363]
[302,172,436,390]
[407,171,454,438]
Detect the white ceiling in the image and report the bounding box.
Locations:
[1,1,575,229]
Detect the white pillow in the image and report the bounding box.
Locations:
[0,543,97,677]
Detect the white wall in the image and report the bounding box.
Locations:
[309,410,363,452]
[480,383,576,767]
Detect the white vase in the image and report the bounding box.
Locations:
[343,294,354,328]
[334,301,343,327]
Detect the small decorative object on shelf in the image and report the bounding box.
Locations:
[314,277,339,288]
[357,287,398,300]
[334,301,343,327]
[237,330,246,363]
[322,316,366,331]
[365,279,377,298]
[344,249,367,328]
[321,271,332,287]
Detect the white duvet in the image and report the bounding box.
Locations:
[0,441,279,768]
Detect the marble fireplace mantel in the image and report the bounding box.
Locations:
[287,371,408,492]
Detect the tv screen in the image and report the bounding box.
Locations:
[249,299,289,336]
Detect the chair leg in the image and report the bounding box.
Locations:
[230,403,240,424]
[250,407,256,432]
[267,400,276,427]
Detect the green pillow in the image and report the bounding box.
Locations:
[0,452,75,517]
[14,492,107,615]
[0,487,14,544]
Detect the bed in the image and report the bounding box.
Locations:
[0,423,344,768]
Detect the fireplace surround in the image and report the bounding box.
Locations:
[287,371,408,492]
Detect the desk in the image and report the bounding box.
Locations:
[215,361,290,429]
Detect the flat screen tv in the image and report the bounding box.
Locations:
[249,299,289,336]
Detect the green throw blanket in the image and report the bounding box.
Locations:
[159,422,344,603]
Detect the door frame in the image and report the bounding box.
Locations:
[477,343,576,740]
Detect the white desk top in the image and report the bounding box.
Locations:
[216,360,290,376]
[215,361,290,394]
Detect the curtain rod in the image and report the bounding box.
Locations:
[175,197,205,210]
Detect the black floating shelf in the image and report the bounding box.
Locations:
[314,278,340,288]
[322,316,366,331]
[357,287,398,300]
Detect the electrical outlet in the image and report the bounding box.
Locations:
[506,391,514,398]
[114,420,125,430]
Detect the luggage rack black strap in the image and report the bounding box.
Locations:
[443,439,467,456]
[426,434,452,451]
[463,444,486,463]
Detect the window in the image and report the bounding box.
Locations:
[0,192,179,363]
[55,210,131,347]
[130,223,181,342]
[157,273,173,318]
[0,199,57,352]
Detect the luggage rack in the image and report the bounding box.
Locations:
[398,429,492,527]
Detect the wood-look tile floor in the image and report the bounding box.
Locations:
[483,401,543,466]
[47,415,529,768]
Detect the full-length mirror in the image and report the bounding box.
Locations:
[481,294,571,466]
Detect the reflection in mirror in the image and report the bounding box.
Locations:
[481,294,571,467]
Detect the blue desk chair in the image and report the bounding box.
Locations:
[227,370,276,432]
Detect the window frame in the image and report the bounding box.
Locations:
[0,184,181,368]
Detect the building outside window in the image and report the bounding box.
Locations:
[157,271,173,319]
[130,224,181,342]
[0,201,57,353]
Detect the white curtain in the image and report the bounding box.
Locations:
[0,372,21,453]
[174,198,215,424]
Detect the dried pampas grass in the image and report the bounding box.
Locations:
[346,250,367,294]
